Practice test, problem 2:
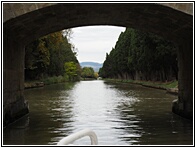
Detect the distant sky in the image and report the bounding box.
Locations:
[70,26,125,63]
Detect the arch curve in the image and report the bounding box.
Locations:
[3,3,193,126]
[4,3,192,45]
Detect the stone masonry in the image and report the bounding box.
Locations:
[3,3,193,126]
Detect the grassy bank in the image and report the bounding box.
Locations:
[24,81,44,89]
[25,76,69,89]
[105,78,178,90]
[25,76,98,89]
[42,76,68,85]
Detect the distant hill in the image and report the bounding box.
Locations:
[80,62,103,72]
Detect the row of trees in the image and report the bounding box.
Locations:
[64,62,98,81]
[81,67,99,79]
[99,28,178,82]
[81,67,95,78]
[25,30,98,81]
[25,30,80,80]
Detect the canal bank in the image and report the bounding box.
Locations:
[24,76,97,89]
[104,79,178,95]
[24,76,73,89]
[24,78,178,95]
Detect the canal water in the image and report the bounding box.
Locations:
[3,80,193,145]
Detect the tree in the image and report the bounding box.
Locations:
[94,72,99,79]
[46,31,78,76]
[63,29,73,42]
[81,67,95,78]
[25,38,50,79]
[100,27,177,82]
[25,30,79,80]
[64,62,78,81]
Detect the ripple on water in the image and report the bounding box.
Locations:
[3,81,193,145]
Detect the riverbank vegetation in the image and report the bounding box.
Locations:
[25,29,81,82]
[99,28,178,82]
[25,27,178,89]
[25,30,98,87]
[81,67,99,79]
[105,78,178,95]
[105,78,178,89]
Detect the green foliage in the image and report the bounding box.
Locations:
[105,79,178,89]
[94,72,99,79]
[99,28,178,82]
[25,30,79,81]
[81,67,95,78]
[64,62,79,81]
[42,76,67,85]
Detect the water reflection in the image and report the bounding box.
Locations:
[4,82,77,145]
[106,83,143,145]
[3,80,193,145]
[104,81,193,145]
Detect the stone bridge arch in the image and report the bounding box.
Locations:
[3,3,193,126]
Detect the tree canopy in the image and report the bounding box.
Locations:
[25,30,79,80]
[99,28,178,82]
[81,67,95,78]
[64,62,80,81]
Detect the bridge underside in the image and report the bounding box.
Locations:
[3,3,193,126]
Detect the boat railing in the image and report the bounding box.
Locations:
[57,128,98,145]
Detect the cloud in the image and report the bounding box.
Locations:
[71,26,125,63]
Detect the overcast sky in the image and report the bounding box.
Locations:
[70,26,125,63]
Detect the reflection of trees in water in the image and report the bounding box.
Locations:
[40,82,77,144]
[104,82,143,145]
[4,82,192,145]
[4,83,77,145]
[107,82,192,145]
[113,96,143,145]
[3,115,30,145]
